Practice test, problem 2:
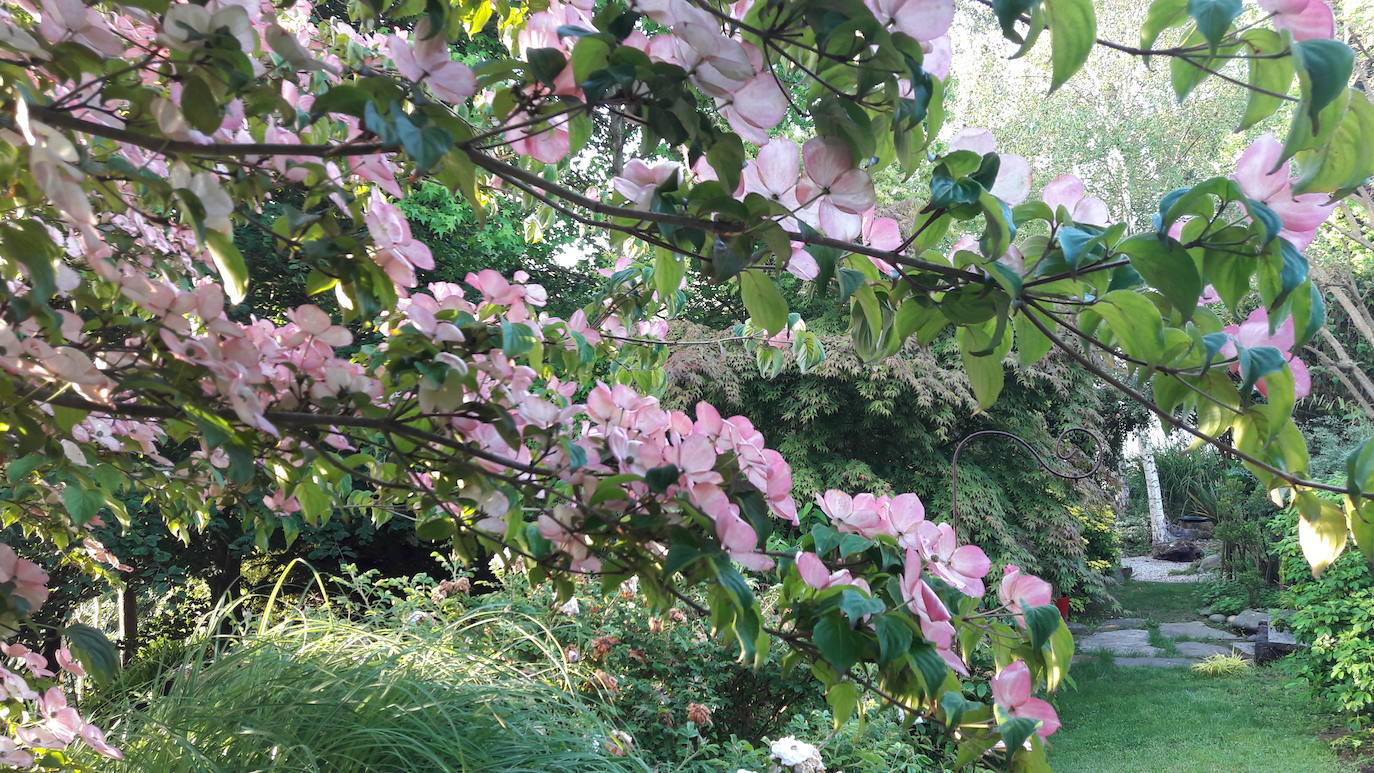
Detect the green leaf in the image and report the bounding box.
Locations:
[294,479,331,525]
[875,614,914,666]
[1093,290,1165,363]
[1294,39,1355,129]
[416,516,456,541]
[526,48,567,87]
[1294,90,1374,194]
[998,716,1042,756]
[6,454,45,484]
[501,321,537,357]
[958,319,1011,410]
[653,248,685,302]
[838,588,886,622]
[1186,0,1240,51]
[814,616,864,673]
[909,642,950,697]
[62,485,102,525]
[1140,0,1189,57]
[1296,491,1347,576]
[1237,345,1287,394]
[570,36,611,83]
[826,681,861,729]
[1044,0,1096,91]
[1120,233,1202,317]
[811,524,843,556]
[1347,496,1374,568]
[1024,604,1063,649]
[707,133,746,196]
[206,231,248,305]
[739,271,788,335]
[1014,310,1053,365]
[64,623,119,684]
[1237,29,1293,130]
[992,0,1042,41]
[644,464,680,493]
[182,74,224,134]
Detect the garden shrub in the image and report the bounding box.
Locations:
[1275,510,1374,726]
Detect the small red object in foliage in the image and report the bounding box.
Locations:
[1055,596,1071,621]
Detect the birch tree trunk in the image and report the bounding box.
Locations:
[1140,417,1169,548]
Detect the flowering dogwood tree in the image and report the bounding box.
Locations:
[0,0,1371,767]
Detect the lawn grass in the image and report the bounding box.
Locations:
[1053,579,1352,773]
[1107,580,1210,622]
[1049,657,1355,773]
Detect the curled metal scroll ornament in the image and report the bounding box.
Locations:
[948,426,1106,538]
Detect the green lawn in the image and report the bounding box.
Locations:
[1052,580,1353,773]
[1102,580,1210,622]
[1049,657,1355,773]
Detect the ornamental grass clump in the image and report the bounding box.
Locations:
[77,605,650,772]
[1191,654,1252,678]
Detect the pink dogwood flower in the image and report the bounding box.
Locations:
[998,564,1053,623]
[913,521,990,597]
[900,548,968,674]
[0,544,48,613]
[796,551,872,594]
[992,660,1061,738]
[1220,307,1312,399]
[1259,0,1334,41]
[612,159,678,209]
[1041,174,1109,226]
[387,21,477,103]
[864,0,955,41]
[946,128,1031,205]
[1232,133,1336,250]
[365,191,434,288]
[816,490,887,538]
[796,138,875,240]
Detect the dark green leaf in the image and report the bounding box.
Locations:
[1024,604,1062,649]
[1186,0,1240,51]
[814,616,864,673]
[1238,345,1287,394]
[644,464,680,493]
[1294,39,1355,129]
[64,623,119,684]
[875,614,914,666]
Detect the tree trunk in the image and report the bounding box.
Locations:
[118,582,138,664]
[1139,417,1169,548]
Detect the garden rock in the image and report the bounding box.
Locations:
[1152,540,1203,562]
[1208,613,1227,624]
[1078,629,1159,656]
[1230,610,1268,632]
[1067,622,1092,636]
[1174,641,1233,658]
[1157,621,1234,641]
[1197,554,1222,570]
[1230,642,1256,658]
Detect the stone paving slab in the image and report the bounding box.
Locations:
[1174,641,1234,658]
[1230,642,1256,657]
[1157,621,1237,641]
[1096,618,1147,631]
[1077,629,1160,656]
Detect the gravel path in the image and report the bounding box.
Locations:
[1121,555,1217,583]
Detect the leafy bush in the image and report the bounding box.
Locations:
[1274,510,1374,726]
[1203,578,1281,617]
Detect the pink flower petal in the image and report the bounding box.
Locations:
[991,153,1031,205]
[1233,134,1289,202]
[992,660,1032,707]
[802,137,853,188]
[1017,697,1062,738]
